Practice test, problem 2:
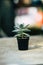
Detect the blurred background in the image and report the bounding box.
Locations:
[0,0,43,37]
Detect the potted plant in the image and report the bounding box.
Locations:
[12,24,30,50]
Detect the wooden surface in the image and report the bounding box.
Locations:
[0,35,43,65]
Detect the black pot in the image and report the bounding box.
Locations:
[17,37,29,50]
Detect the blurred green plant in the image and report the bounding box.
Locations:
[12,24,30,38]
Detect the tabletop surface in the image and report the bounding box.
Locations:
[0,35,43,65]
